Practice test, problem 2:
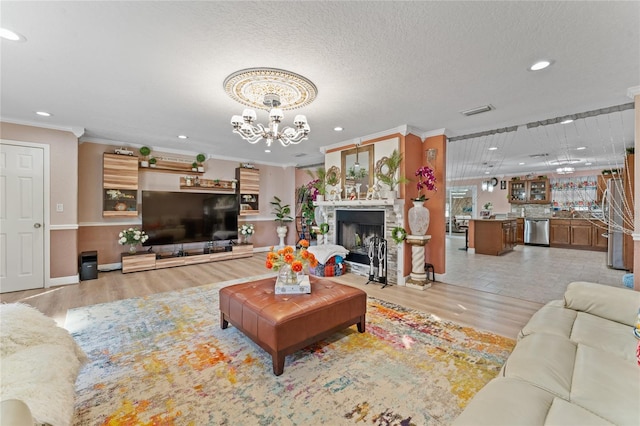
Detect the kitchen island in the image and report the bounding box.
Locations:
[470,219,517,256]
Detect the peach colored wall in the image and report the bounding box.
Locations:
[78,141,298,263]
[51,230,79,277]
[1,122,79,279]
[423,135,446,275]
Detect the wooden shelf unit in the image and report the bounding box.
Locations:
[139,158,204,175]
[236,167,260,215]
[103,153,139,217]
[122,244,253,273]
[179,177,236,192]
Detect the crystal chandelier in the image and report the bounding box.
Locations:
[230,93,309,147]
[224,68,317,148]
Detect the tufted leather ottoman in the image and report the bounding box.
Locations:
[219,276,367,375]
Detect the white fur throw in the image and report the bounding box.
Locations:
[1,303,87,426]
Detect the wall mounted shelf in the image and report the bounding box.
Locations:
[179,177,236,192]
[139,158,204,175]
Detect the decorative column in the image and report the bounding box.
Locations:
[405,234,431,290]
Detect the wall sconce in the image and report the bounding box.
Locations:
[426,148,437,168]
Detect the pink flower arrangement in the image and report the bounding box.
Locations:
[414,166,437,201]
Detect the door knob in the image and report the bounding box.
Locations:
[34,223,42,228]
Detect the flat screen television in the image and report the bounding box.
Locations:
[142,191,238,246]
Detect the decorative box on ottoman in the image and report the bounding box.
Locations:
[275,275,311,294]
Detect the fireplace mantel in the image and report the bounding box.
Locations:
[315,199,404,208]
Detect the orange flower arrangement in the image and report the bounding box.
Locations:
[265,239,319,275]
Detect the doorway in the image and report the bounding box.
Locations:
[0,141,47,293]
[446,185,476,236]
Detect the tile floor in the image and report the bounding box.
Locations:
[443,236,628,304]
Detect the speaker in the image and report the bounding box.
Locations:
[79,251,98,281]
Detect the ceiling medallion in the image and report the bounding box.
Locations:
[223,68,317,110]
[224,68,317,147]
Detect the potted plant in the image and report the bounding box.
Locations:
[191,162,198,172]
[139,146,151,167]
[149,157,157,168]
[271,196,294,247]
[196,153,206,172]
[376,149,409,198]
[306,167,327,201]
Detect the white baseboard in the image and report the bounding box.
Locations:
[48,274,79,287]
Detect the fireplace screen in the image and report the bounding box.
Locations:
[336,210,384,265]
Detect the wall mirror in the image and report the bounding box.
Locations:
[341,144,374,194]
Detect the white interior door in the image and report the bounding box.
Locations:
[0,143,45,293]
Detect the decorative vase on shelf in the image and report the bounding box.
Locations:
[408,200,430,236]
[243,234,252,244]
[277,264,304,285]
[129,244,137,254]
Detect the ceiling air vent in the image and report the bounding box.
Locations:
[460,104,494,116]
[529,153,549,158]
[294,153,307,157]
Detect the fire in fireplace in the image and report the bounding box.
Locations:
[335,210,385,265]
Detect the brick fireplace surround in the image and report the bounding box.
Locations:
[315,199,405,285]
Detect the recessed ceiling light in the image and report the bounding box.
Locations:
[35,111,51,117]
[576,146,586,150]
[177,135,188,139]
[0,28,26,42]
[488,147,497,151]
[560,119,574,124]
[529,60,552,71]
[484,171,490,174]
[585,162,592,166]
[265,149,271,153]
[334,126,343,132]
[518,162,525,165]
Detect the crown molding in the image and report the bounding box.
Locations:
[627,85,640,99]
[320,124,419,153]
[421,128,447,140]
[1,117,83,137]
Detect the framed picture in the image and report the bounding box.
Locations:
[500,180,507,190]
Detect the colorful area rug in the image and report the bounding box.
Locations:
[66,278,515,425]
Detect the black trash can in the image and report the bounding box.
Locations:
[79,251,98,281]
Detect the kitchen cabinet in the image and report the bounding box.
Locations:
[516,218,524,244]
[103,153,138,217]
[570,221,592,246]
[236,167,260,215]
[592,223,608,249]
[549,219,606,252]
[473,219,516,256]
[508,178,550,204]
[549,219,571,245]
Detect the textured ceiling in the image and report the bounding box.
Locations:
[1,1,638,179]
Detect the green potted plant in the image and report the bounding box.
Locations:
[376,149,409,198]
[148,157,157,168]
[271,196,294,247]
[196,153,206,172]
[139,146,151,167]
[191,162,198,172]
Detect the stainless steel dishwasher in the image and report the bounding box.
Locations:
[524,218,550,246]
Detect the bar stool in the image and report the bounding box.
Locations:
[424,263,435,282]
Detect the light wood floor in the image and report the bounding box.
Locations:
[0,255,542,339]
